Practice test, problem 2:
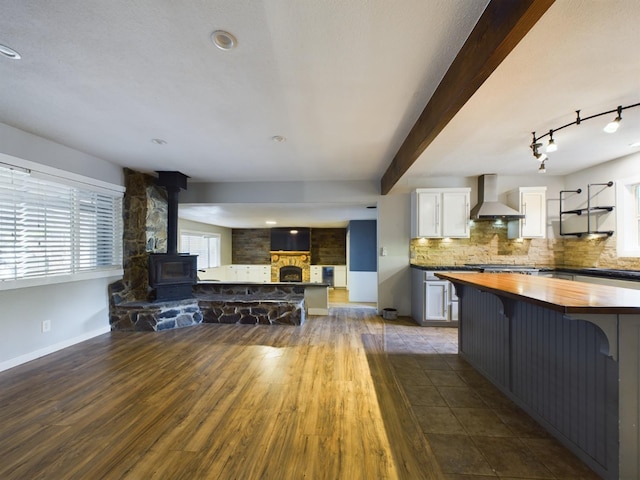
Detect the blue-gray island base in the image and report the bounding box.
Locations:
[435,272,640,480]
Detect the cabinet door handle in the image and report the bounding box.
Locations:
[465,203,469,233]
[522,202,527,226]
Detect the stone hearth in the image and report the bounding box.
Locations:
[271,251,310,282]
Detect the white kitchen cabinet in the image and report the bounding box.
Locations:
[334,265,347,288]
[411,188,471,238]
[310,266,322,283]
[425,280,449,321]
[411,269,458,325]
[253,265,271,283]
[449,282,459,321]
[507,187,547,239]
[227,265,270,282]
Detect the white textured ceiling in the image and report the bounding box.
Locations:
[1,1,639,227]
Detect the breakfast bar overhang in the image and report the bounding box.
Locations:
[435,272,640,480]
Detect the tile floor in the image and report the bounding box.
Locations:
[382,319,602,480]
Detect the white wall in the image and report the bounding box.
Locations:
[377,192,412,315]
[348,272,378,302]
[0,123,124,371]
[0,276,120,371]
[562,151,639,235]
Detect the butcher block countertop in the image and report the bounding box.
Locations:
[435,272,640,315]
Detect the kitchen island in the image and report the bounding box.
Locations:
[435,272,640,480]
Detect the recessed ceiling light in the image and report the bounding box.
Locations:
[630,141,640,148]
[211,30,237,50]
[266,220,277,225]
[271,135,286,143]
[0,44,21,60]
[151,138,167,145]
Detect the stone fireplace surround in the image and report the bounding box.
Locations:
[271,251,310,282]
[109,169,314,331]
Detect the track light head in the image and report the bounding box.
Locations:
[531,141,547,162]
[604,107,622,134]
[538,161,547,174]
[535,151,548,162]
[546,130,558,152]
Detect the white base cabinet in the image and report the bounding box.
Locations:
[411,269,458,326]
[424,280,449,321]
[310,266,322,283]
[226,265,271,283]
[334,266,347,288]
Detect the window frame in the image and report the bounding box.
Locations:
[616,175,640,257]
[0,154,124,291]
[179,230,221,269]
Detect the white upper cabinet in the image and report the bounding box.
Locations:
[411,188,471,238]
[507,187,547,239]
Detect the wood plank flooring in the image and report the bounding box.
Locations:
[0,307,442,480]
[0,299,599,479]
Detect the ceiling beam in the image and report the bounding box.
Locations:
[380,0,555,194]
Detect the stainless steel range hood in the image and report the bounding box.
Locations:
[470,174,525,220]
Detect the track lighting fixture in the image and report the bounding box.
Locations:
[530,101,639,172]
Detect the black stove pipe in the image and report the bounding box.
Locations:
[156,171,189,255]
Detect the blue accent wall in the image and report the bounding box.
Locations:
[349,220,376,272]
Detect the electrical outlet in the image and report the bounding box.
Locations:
[41,320,51,333]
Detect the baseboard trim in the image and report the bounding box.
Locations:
[0,326,111,373]
[308,307,329,315]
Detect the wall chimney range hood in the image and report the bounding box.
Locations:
[470,174,524,220]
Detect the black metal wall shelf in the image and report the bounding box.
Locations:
[559,181,614,237]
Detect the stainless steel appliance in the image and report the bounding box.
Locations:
[467,264,540,275]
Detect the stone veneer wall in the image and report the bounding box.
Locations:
[232,229,271,264]
[310,228,346,264]
[410,221,561,267]
[120,168,167,302]
[562,236,640,269]
[411,221,640,269]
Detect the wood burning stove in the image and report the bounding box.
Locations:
[149,253,197,300]
[150,171,197,301]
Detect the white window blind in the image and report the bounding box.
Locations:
[180,232,220,269]
[0,164,123,282]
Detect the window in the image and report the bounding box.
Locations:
[0,162,123,288]
[616,176,640,257]
[180,231,220,269]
